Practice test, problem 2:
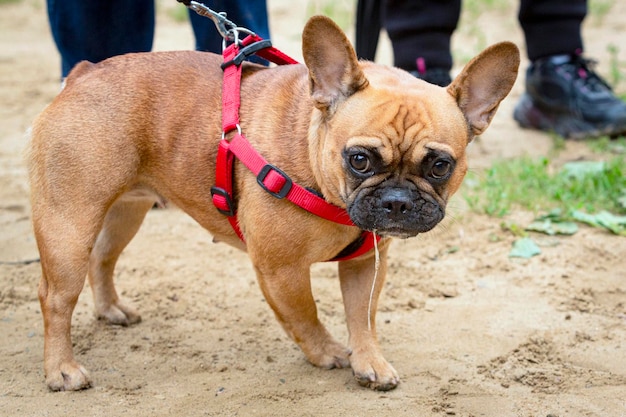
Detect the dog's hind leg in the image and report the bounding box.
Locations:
[88,195,155,326]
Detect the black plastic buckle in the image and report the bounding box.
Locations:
[257,164,292,199]
[221,40,273,69]
[210,186,236,216]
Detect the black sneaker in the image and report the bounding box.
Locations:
[513,54,626,139]
[409,58,452,87]
[410,68,452,87]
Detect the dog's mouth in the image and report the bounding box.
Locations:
[373,228,419,239]
[357,220,440,239]
[347,188,445,238]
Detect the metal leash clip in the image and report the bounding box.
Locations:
[177,0,255,46]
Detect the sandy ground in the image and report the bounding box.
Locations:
[1,0,625,416]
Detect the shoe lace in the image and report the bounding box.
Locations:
[562,55,613,93]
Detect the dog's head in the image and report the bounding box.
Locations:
[302,16,519,238]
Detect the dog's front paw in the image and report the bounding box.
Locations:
[350,352,399,391]
[46,361,92,391]
[96,300,141,326]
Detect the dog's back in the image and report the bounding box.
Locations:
[30,51,227,227]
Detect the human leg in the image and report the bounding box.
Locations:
[383,0,460,85]
[46,0,155,78]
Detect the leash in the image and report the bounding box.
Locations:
[179,1,379,261]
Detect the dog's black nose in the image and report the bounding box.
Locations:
[381,190,414,220]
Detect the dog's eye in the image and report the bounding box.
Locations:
[423,154,454,181]
[430,159,452,179]
[349,153,371,173]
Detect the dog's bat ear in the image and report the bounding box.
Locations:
[302,15,369,114]
[447,41,520,137]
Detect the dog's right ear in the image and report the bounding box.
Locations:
[302,15,369,115]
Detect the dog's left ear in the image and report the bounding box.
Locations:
[447,41,520,137]
[302,15,369,114]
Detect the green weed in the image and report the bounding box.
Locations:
[588,136,626,154]
[455,0,517,65]
[463,154,626,218]
[158,0,189,23]
[607,44,626,92]
[306,0,353,31]
[589,0,615,25]
[168,5,189,23]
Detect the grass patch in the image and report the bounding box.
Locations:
[157,0,189,24]
[607,43,626,91]
[588,136,626,154]
[167,5,189,23]
[463,152,626,218]
[589,0,615,25]
[306,0,353,31]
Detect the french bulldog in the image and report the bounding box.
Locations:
[28,15,519,391]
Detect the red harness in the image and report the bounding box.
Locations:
[210,35,379,261]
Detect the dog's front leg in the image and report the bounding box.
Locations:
[252,262,351,370]
[338,239,399,391]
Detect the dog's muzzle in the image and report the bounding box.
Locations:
[348,187,444,238]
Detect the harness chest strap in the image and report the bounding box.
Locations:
[211,35,380,261]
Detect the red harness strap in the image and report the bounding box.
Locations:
[210,35,380,261]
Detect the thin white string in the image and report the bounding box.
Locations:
[367,230,380,331]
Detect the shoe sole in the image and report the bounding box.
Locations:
[513,94,626,140]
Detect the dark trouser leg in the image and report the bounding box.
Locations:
[46,0,155,78]
[383,0,460,73]
[518,0,586,60]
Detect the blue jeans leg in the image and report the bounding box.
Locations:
[46,0,155,77]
